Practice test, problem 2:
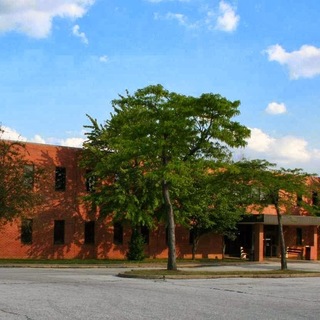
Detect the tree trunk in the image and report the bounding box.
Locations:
[192,235,199,261]
[276,205,287,270]
[162,179,177,270]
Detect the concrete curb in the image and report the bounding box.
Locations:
[118,272,320,280]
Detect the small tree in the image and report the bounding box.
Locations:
[177,162,247,260]
[126,228,146,261]
[235,159,315,270]
[0,129,42,221]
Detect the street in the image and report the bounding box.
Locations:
[0,266,320,319]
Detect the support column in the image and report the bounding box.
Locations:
[254,224,264,262]
[311,226,318,260]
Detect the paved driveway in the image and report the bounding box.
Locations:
[0,266,320,319]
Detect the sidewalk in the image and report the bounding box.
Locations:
[179,259,320,273]
[1,258,320,273]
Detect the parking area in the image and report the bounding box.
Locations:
[1,263,320,319]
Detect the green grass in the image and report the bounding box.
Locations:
[0,259,125,265]
[0,258,242,265]
[120,269,320,279]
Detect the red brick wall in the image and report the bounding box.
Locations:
[0,142,222,260]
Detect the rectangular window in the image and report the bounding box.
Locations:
[54,220,65,244]
[189,229,195,245]
[21,219,33,244]
[85,170,96,192]
[296,228,303,246]
[140,225,149,245]
[312,191,318,206]
[113,222,123,245]
[297,194,303,206]
[24,164,34,189]
[252,187,273,204]
[84,221,95,244]
[55,167,66,191]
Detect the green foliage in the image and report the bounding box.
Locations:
[0,129,42,221]
[232,159,316,211]
[82,84,251,270]
[126,229,146,261]
[229,158,317,270]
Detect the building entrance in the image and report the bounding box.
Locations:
[264,225,278,257]
[224,225,253,257]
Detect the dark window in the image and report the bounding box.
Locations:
[312,191,318,206]
[24,164,34,189]
[189,229,195,245]
[297,194,303,206]
[113,222,123,245]
[85,221,95,244]
[21,219,33,244]
[54,220,65,244]
[85,170,96,192]
[55,167,66,191]
[140,225,149,245]
[296,228,303,246]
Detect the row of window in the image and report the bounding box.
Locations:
[21,220,149,245]
[23,165,95,192]
[28,165,320,205]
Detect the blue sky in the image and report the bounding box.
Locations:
[1,0,320,173]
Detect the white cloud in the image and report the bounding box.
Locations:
[244,128,320,170]
[0,126,84,148]
[146,0,190,2]
[99,55,109,63]
[32,134,46,144]
[265,102,287,115]
[0,0,95,38]
[163,12,197,29]
[246,128,274,153]
[266,44,320,79]
[215,1,239,32]
[153,1,239,33]
[154,11,198,29]
[0,126,27,141]
[61,137,85,147]
[72,24,88,44]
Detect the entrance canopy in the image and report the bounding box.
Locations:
[240,214,320,226]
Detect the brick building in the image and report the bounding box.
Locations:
[0,142,222,260]
[0,141,319,261]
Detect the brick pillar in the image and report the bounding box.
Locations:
[254,224,264,262]
[311,226,318,260]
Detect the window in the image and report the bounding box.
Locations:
[84,221,95,244]
[85,170,96,192]
[113,222,123,245]
[55,167,66,191]
[140,225,149,245]
[296,228,303,246]
[54,220,65,244]
[251,187,275,204]
[297,194,303,206]
[312,191,318,206]
[189,229,195,245]
[21,219,33,244]
[24,164,34,189]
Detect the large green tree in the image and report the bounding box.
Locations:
[82,85,250,270]
[0,129,41,221]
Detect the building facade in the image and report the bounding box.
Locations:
[0,142,222,260]
[0,141,319,261]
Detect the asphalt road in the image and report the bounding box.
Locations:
[0,265,320,320]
